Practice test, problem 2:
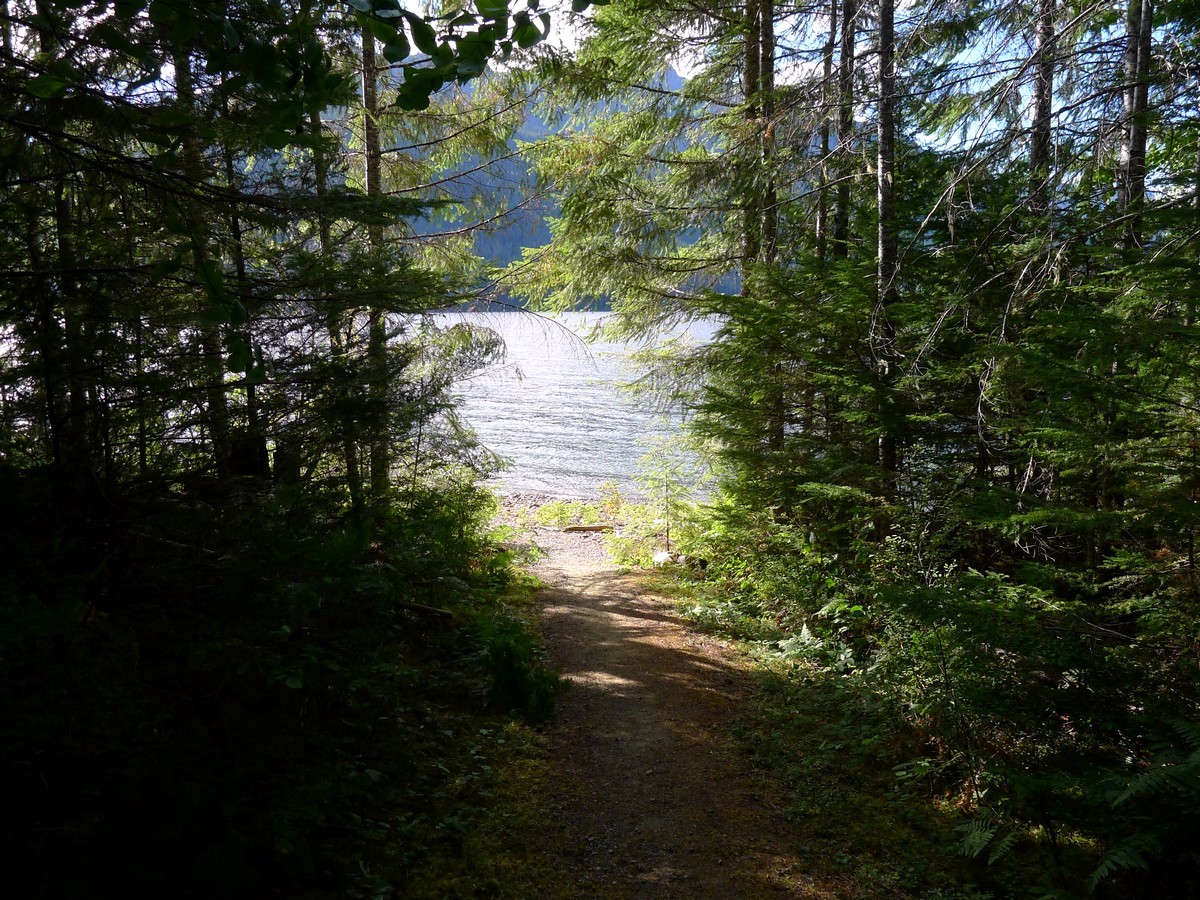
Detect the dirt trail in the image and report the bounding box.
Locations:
[524,528,811,898]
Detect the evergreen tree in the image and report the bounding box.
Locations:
[0,1,584,893]
[509,0,1200,888]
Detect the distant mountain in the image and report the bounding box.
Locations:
[413,68,687,276]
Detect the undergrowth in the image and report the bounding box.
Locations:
[507,480,705,568]
[648,497,1200,898]
[1,475,560,898]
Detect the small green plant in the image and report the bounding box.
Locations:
[1087,719,1200,890]
[533,499,601,528]
[598,480,625,521]
[472,613,562,723]
[954,811,1019,866]
[602,500,661,566]
[635,432,709,550]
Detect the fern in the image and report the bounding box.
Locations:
[954,817,996,859]
[1089,833,1161,891]
[987,829,1019,865]
[1113,719,1200,807]
[1112,751,1200,806]
[954,810,1019,865]
[1091,720,1200,888]
[1168,718,1200,750]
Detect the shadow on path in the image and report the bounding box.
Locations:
[528,555,816,898]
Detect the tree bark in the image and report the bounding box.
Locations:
[362,27,390,498]
[815,0,837,262]
[2,0,12,58]
[25,204,66,495]
[1029,0,1055,212]
[222,123,268,480]
[832,0,856,259]
[875,0,898,479]
[759,0,777,265]
[53,178,94,481]
[173,43,231,477]
[312,108,364,514]
[759,0,784,449]
[741,0,762,284]
[1120,0,1152,249]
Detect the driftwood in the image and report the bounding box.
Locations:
[562,524,614,533]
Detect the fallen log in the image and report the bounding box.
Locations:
[395,600,455,619]
[562,524,614,533]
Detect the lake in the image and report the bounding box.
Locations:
[444,310,713,498]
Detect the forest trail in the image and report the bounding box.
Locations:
[520,528,820,898]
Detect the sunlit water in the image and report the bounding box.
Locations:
[442,311,713,498]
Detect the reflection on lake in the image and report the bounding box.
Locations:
[443,311,712,498]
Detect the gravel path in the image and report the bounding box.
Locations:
[504,513,821,898]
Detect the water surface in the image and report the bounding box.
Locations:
[445,311,710,498]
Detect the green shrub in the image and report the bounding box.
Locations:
[664,493,1200,895]
[472,613,562,724]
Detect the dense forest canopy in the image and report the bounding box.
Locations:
[3,0,1200,894]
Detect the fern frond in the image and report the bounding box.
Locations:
[1168,718,1200,751]
[1089,833,1160,890]
[1114,763,1181,806]
[954,815,996,859]
[988,829,1019,865]
[954,812,1018,866]
[1114,748,1200,806]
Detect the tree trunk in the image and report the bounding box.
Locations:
[759,0,777,265]
[222,128,268,480]
[173,43,231,477]
[759,0,784,449]
[832,0,857,259]
[312,109,364,514]
[2,0,12,58]
[53,178,94,481]
[362,27,391,499]
[1120,0,1152,248]
[874,0,898,480]
[25,204,67,500]
[741,0,762,284]
[815,0,837,262]
[1029,0,1055,212]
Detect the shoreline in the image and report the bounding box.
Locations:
[491,489,648,508]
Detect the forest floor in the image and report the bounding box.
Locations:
[490,522,850,898]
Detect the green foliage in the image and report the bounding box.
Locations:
[635,430,710,536]
[660,489,1200,894]
[601,500,670,567]
[533,498,602,527]
[0,470,558,896]
[0,2,568,890]
[472,613,562,723]
[9,0,1200,894]
[531,4,1200,878]
[1089,833,1161,892]
[954,812,1019,866]
[692,630,985,895]
[1085,719,1200,890]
